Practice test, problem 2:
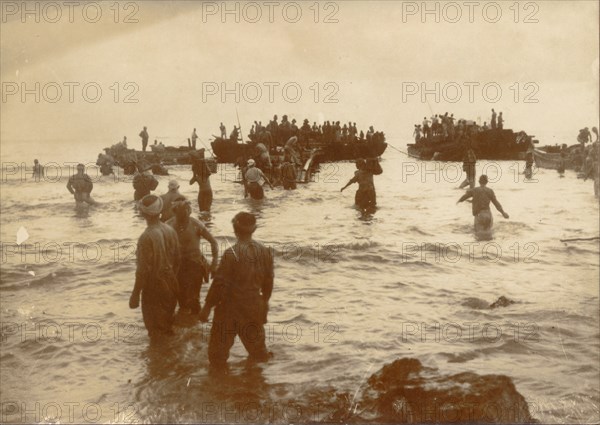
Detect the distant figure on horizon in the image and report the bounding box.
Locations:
[491,109,497,129]
[129,195,180,339]
[167,198,219,315]
[67,163,97,206]
[191,128,198,150]
[498,112,504,130]
[413,124,422,142]
[524,149,534,179]
[583,141,599,197]
[199,212,274,370]
[230,126,240,142]
[139,126,149,152]
[457,174,509,233]
[220,122,227,139]
[32,159,44,181]
[578,127,592,145]
[422,117,430,139]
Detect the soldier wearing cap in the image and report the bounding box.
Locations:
[200,212,273,369]
[130,194,180,338]
[244,159,273,200]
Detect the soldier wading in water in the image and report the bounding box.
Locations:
[199,212,274,370]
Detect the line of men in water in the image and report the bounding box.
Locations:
[221,114,384,148]
[130,194,274,369]
[413,109,505,143]
[58,138,386,219]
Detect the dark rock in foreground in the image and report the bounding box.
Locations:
[322,358,536,423]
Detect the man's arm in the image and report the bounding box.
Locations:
[457,190,473,203]
[490,190,509,218]
[199,249,234,322]
[129,234,151,308]
[195,219,219,274]
[341,175,358,192]
[66,177,74,194]
[261,170,274,189]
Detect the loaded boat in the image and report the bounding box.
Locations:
[99,124,388,177]
[407,128,536,161]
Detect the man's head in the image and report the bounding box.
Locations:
[355,159,366,170]
[34,159,39,164]
[232,212,256,238]
[168,180,179,191]
[247,159,255,168]
[143,126,147,130]
[479,175,488,186]
[139,194,163,219]
[77,163,85,173]
[172,196,191,220]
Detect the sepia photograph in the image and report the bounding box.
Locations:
[1,1,599,423]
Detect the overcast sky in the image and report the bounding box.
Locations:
[1,1,598,151]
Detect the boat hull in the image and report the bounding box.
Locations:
[408,129,532,161]
[211,137,387,164]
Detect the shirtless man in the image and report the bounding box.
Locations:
[190,158,214,212]
[459,147,477,189]
[167,198,219,314]
[457,175,509,232]
[67,163,97,205]
[340,158,382,212]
